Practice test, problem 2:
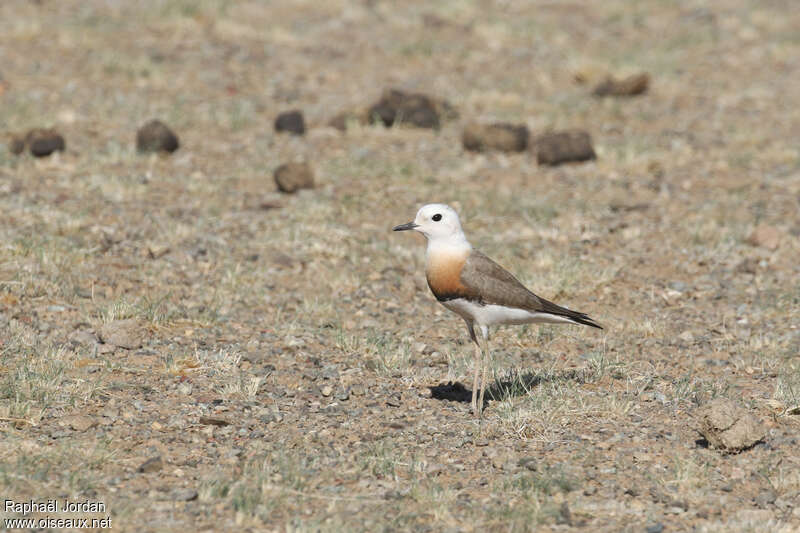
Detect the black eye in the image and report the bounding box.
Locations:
[432,214,442,222]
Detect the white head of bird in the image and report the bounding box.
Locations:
[393,203,471,252]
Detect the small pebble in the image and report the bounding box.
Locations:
[274,110,305,135]
[137,456,163,473]
[170,488,198,502]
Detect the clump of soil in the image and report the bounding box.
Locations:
[535,130,596,165]
[136,120,179,153]
[368,89,449,129]
[462,122,529,152]
[10,128,66,157]
[695,398,766,453]
[274,110,306,135]
[593,73,650,97]
[98,319,144,350]
[746,224,781,250]
[274,162,315,193]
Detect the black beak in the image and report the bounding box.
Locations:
[393,221,419,232]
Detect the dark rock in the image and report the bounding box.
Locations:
[695,398,766,452]
[274,110,305,135]
[462,122,529,152]
[368,89,444,129]
[535,130,596,166]
[645,523,665,533]
[274,162,314,193]
[10,129,66,157]
[593,73,650,97]
[137,456,163,473]
[136,119,179,153]
[28,129,66,157]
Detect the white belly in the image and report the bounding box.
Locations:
[441,298,577,327]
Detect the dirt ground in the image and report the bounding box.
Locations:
[1,1,799,531]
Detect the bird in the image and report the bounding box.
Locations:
[393,203,602,416]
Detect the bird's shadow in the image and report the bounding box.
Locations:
[429,368,586,406]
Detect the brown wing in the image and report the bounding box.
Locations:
[460,250,602,329]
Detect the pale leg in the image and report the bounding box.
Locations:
[478,335,489,416]
[465,321,480,414]
[471,342,481,414]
